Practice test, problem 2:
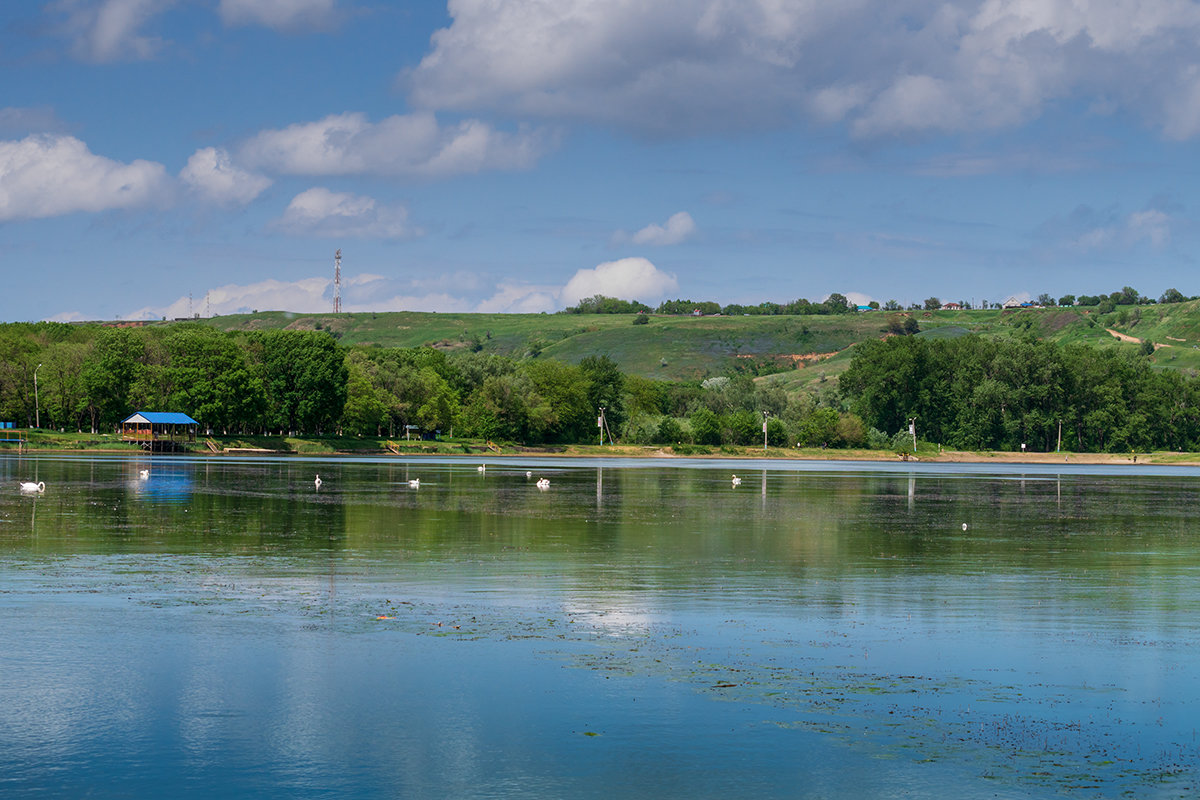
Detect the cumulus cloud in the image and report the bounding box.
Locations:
[50,0,172,62]
[559,257,679,307]
[240,112,553,177]
[180,147,272,206]
[123,256,680,320]
[623,211,696,246]
[0,134,168,220]
[273,187,420,239]
[217,0,336,30]
[406,0,1200,140]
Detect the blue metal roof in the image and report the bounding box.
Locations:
[122,412,200,425]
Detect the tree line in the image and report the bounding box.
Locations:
[563,287,1195,317]
[0,322,867,448]
[840,334,1200,452]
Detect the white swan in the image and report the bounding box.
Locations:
[20,481,45,493]
[536,478,550,489]
[526,471,533,478]
[408,479,420,488]
[731,475,741,486]
[477,465,486,473]
[138,469,149,480]
[314,474,322,489]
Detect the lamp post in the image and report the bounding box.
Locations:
[34,363,42,429]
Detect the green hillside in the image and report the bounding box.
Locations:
[201,302,1200,386]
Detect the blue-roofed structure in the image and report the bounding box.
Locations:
[121,412,200,451]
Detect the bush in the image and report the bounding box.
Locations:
[656,416,684,444]
[866,427,891,449]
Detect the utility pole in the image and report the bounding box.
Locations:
[762,411,769,450]
[909,417,917,452]
[598,407,606,446]
[1057,419,1062,453]
[34,363,41,429]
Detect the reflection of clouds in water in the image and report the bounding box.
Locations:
[563,599,657,636]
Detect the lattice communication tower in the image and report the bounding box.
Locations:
[333,249,342,313]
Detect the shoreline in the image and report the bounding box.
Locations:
[4,441,1196,466]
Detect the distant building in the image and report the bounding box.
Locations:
[941,302,963,310]
[1001,296,1024,309]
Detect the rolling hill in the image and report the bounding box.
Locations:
[201,301,1200,387]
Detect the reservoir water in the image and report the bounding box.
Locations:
[2,454,1199,798]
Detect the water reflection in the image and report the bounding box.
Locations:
[3,454,1200,798]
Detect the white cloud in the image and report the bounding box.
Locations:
[626,211,696,246]
[126,277,332,320]
[180,147,272,206]
[559,257,679,306]
[43,310,90,323]
[240,112,552,177]
[406,0,1200,140]
[218,0,336,30]
[273,187,420,239]
[123,257,679,320]
[0,134,168,220]
[50,0,172,62]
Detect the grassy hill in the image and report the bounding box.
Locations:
[201,302,1200,387]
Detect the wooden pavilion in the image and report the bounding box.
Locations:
[120,412,200,451]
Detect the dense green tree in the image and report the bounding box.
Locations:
[253,330,348,434]
[164,327,264,433]
[1160,288,1186,304]
[80,328,148,432]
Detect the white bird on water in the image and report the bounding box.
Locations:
[20,481,45,493]
[962,523,968,531]
[139,469,149,480]
[408,479,420,488]
[477,464,486,473]
[536,478,550,489]
[526,471,533,478]
[731,475,741,486]
[314,474,322,490]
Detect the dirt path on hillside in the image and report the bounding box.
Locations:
[1106,328,1170,350]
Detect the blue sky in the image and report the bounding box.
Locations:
[2,0,1199,322]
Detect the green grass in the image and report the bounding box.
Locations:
[195,304,1200,391]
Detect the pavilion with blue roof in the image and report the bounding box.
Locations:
[121,412,200,451]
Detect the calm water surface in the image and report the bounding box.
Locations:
[2,454,1199,798]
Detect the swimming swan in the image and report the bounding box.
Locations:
[731,475,741,486]
[314,474,322,489]
[139,469,149,479]
[408,479,420,488]
[477,465,486,473]
[20,481,45,493]
[536,478,550,489]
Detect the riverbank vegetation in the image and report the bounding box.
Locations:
[3,298,1200,455]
